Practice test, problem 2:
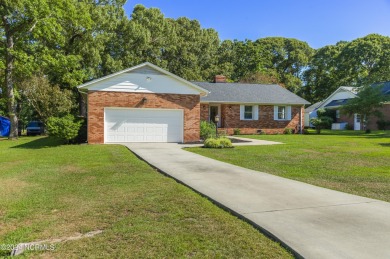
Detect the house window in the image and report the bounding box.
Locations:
[278,106,286,120]
[356,114,361,123]
[240,105,259,120]
[274,105,291,120]
[244,106,253,119]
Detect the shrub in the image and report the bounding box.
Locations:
[204,137,233,148]
[219,137,233,148]
[283,128,294,134]
[377,120,390,130]
[303,129,310,134]
[365,129,371,134]
[204,138,220,148]
[75,117,87,143]
[345,123,354,130]
[233,128,241,135]
[46,115,83,143]
[200,120,216,139]
[310,108,334,134]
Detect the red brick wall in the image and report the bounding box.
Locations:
[340,104,390,130]
[200,104,209,121]
[368,104,390,130]
[200,104,304,134]
[87,91,200,143]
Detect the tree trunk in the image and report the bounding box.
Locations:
[5,23,18,139]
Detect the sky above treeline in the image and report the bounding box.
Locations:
[124,0,390,49]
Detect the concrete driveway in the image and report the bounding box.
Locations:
[123,142,390,259]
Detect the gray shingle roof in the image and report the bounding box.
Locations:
[193,82,310,105]
[305,101,323,112]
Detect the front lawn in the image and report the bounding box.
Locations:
[188,130,390,202]
[0,137,291,258]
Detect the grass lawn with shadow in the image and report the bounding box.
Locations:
[188,130,390,202]
[0,136,291,258]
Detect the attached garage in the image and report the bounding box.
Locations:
[77,62,208,144]
[104,108,183,143]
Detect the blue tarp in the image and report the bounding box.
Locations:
[0,116,11,137]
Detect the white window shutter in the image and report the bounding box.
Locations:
[287,106,292,120]
[240,105,244,120]
[274,106,278,120]
[253,105,259,120]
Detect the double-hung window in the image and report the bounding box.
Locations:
[244,106,253,119]
[274,106,291,120]
[240,105,259,120]
[278,106,286,120]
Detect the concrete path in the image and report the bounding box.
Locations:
[124,142,390,259]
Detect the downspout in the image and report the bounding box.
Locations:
[299,106,303,134]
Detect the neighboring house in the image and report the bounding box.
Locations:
[314,83,390,130]
[78,63,310,144]
[304,101,323,128]
[193,76,310,135]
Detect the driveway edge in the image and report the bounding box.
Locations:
[124,145,303,259]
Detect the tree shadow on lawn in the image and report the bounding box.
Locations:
[11,137,63,149]
[312,131,390,139]
[378,143,390,147]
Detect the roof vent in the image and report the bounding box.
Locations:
[214,75,226,83]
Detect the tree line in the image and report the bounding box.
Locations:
[1,2,390,138]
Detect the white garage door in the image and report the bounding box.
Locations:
[104,108,184,143]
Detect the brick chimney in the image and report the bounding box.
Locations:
[214,75,226,83]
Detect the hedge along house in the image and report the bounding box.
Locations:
[77,62,209,144]
[193,76,310,134]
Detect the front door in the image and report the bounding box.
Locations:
[354,114,361,130]
[209,105,220,127]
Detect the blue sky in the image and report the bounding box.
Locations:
[124,0,390,49]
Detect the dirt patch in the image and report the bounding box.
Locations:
[0,178,30,196]
[60,165,86,174]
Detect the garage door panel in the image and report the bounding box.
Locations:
[105,108,183,143]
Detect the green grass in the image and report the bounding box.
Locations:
[188,130,390,202]
[0,137,291,258]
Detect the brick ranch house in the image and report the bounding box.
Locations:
[194,76,309,135]
[306,83,390,130]
[78,62,309,144]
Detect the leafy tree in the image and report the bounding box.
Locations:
[302,42,347,102]
[256,37,314,93]
[0,0,50,139]
[20,75,74,124]
[121,5,220,81]
[342,84,389,130]
[303,34,390,103]
[1,0,127,140]
[310,108,333,134]
[239,70,281,85]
